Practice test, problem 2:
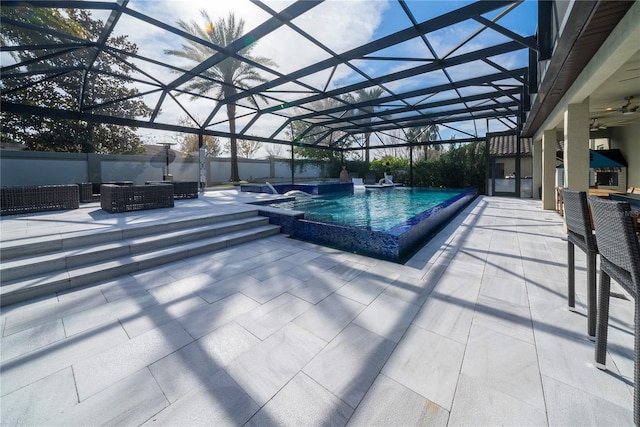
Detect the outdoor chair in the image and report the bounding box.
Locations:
[589,196,640,425]
[562,189,598,338]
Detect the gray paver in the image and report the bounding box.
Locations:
[542,374,633,425]
[176,292,259,339]
[226,323,326,406]
[73,321,193,400]
[149,322,259,403]
[45,368,168,427]
[62,292,158,336]
[348,374,449,426]
[353,292,420,343]
[246,372,353,427]
[304,323,396,409]
[381,325,465,411]
[0,321,128,397]
[461,322,545,410]
[0,367,77,427]
[142,369,259,426]
[119,293,208,338]
[294,293,364,342]
[0,318,65,362]
[448,374,548,426]
[235,292,312,340]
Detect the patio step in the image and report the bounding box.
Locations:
[0,212,281,307]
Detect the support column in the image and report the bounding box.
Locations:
[541,129,556,210]
[532,138,542,200]
[564,98,590,191]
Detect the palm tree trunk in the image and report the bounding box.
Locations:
[225,88,240,182]
[365,132,371,166]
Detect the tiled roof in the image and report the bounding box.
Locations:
[487,135,533,156]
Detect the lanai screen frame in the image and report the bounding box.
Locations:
[1,0,541,167]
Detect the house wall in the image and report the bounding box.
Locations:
[495,156,533,178]
[610,123,640,188]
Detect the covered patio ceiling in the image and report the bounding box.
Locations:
[1,0,538,152]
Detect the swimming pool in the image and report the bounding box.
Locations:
[252,187,477,263]
[266,188,465,231]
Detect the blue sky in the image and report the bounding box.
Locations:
[5,0,539,153]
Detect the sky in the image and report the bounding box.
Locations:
[6,0,539,158]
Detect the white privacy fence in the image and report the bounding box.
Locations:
[0,150,325,187]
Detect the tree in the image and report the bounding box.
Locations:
[264,143,283,158]
[407,124,440,160]
[287,97,355,163]
[352,87,385,165]
[165,11,275,182]
[0,7,151,153]
[231,137,261,159]
[174,117,222,157]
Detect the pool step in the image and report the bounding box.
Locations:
[0,212,281,307]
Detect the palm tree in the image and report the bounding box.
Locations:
[165,11,275,182]
[407,124,440,160]
[353,87,385,165]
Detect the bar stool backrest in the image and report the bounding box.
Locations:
[589,196,640,285]
[563,189,597,252]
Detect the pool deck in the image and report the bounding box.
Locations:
[0,191,634,425]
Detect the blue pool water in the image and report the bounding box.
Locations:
[255,186,477,263]
[267,187,464,231]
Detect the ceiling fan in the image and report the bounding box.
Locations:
[607,96,639,115]
[589,118,607,131]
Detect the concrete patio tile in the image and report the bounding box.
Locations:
[2,290,107,336]
[246,372,353,427]
[281,248,323,264]
[353,292,420,343]
[176,292,259,339]
[0,321,128,397]
[195,274,257,304]
[62,292,158,336]
[147,273,216,304]
[381,325,464,411]
[0,318,65,362]
[240,273,304,304]
[287,274,347,304]
[119,294,208,338]
[534,320,633,409]
[236,293,312,340]
[226,323,326,406]
[473,294,534,344]
[347,374,449,426]
[304,324,396,409]
[524,273,566,303]
[522,258,567,283]
[286,261,337,282]
[149,322,259,403]
[99,272,175,302]
[483,256,525,280]
[73,321,193,400]
[382,273,435,306]
[246,259,296,281]
[0,367,77,427]
[542,374,633,426]
[479,274,529,306]
[293,293,364,342]
[45,369,168,427]
[142,368,259,426]
[335,271,396,305]
[411,292,475,345]
[462,323,544,410]
[324,262,369,282]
